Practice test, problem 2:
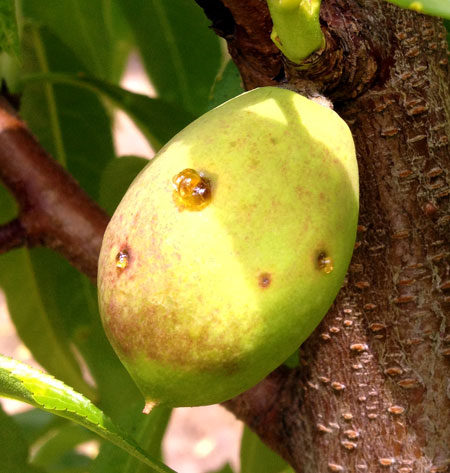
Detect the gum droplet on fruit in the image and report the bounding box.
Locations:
[172,168,211,211]
[116,249,129,270]
[318,253,334,274]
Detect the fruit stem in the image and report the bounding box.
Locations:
[266,0,324,64]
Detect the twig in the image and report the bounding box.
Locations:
[0,98,109,280]
[0,218,27,253]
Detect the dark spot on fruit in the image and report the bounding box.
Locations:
[259,272,272,288]
[317,251,334,274]
[172,168,211,211]
[116,248,130,271]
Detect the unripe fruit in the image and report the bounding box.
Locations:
[98,87,359,409]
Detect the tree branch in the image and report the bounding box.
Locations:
[0,218,27,253]
[0,98,109,280]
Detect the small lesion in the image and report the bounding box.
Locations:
[317,251,334,274]
[115,248,130,270]
[258,272,272,288]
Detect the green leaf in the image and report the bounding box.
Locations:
[118,0,222,116]
[0,0,19,57]
[0,355,177,473]
[23,73,195,152]
[282,350,300,369]
[0,185,95,398]
[6,23,141,417]
[14,408,65,445]
[20,24,115,199]
[0,248,96,399]
[32,423,95,470]
[91,403,171,473]
[0,404,39,473]
[99,156,149,215]
[240,427,293,473]
[207,464,235,473]
[207,60,244,111]
[40,451,91,473]
[385,0,450,18]
[444,20,450,46]
[20,0,131,80]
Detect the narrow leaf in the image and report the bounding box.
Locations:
[0,0,19,57]
[20,24,115,199]
[0,355,177,473]
[0,184,95,399]
[444,20,450,46]
[14,408,65,445]
[91,403,171,473]
[0,404,38,473]
[207,60,244,111]
[207,464,235,473]
[99,156,149,214]
[385,0,450,19]
[117,0,222,116]
[23,73,195,151]
[240,427,293,473]
[21,0,127,79]
[32,423,95,469]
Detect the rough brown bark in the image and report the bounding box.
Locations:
[198,0,450,472]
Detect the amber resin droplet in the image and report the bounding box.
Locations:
[172,168,211,211]
[116,249,129,269]
[318,252,334,274]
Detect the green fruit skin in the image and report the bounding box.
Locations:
[98,87,359,408]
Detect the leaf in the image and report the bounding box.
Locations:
[20,24,115,199]
[20,0,130,80]
[444,20,450,46]
[40,451,91,473]
[14,408,65,445]
[0,185,95,399]
[23,73,195,152]
[0,404,40,473]
[240,427,294,473]
[207,464,235,473]
[282,350,300,369]
[207,60,245,111]
[0,0,19,57]
[0,355,177,473]
[32,423,95,470]
[99,156,149,215]
[5,22,142,416]
[385,0,450,18]
[117,0,222,116]
[91,403,171,473]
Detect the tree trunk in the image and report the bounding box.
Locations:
[197,1,450,472]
